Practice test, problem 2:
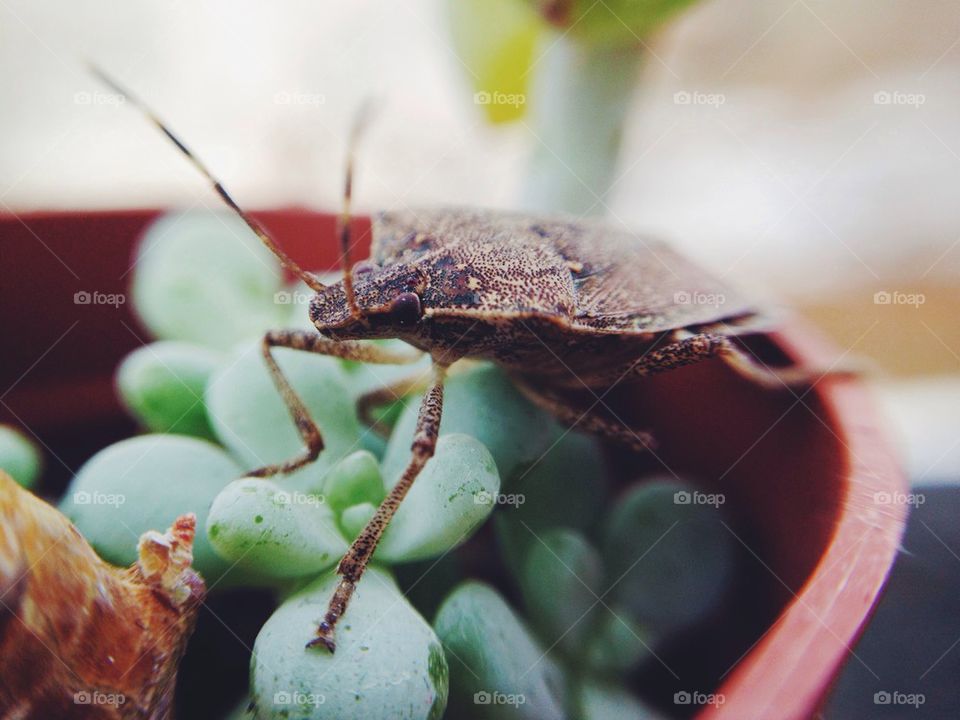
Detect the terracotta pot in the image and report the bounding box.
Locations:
[0,209,906,719]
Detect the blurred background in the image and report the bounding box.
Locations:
[2,1,959,717]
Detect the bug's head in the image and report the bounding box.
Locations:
[310,209,579,352]
[309,259,429,341]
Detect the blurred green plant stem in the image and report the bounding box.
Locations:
[523,38,641,215]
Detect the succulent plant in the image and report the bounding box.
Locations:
[52,210,734,718]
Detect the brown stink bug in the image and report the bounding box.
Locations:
[94,67,826,653]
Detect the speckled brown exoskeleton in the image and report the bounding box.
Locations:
[96,67,824,653]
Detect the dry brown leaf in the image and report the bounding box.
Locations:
[0,471,205,719]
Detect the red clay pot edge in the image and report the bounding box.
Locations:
[697,323,907,720]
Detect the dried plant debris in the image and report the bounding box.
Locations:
[0,471,204,719]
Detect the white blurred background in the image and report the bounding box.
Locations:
[2,0,958,477]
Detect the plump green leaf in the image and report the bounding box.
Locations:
[0,425,41,489]
[572,676,664,720]
[520,528,602,657]
[117,341,222,440]
[340,501,376,541]
[206,477,346,580]
[601,480,734,634]
[382,364,552,487]
[434,581,566,719]
[206,340,362,492]
[495,424,609,578]
[60,434,240,582]
[378,434,500,564]
[252,568,447,720]
[323,450,384,511]
[132,209,289,350]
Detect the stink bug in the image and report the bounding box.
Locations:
[94,67,826,653]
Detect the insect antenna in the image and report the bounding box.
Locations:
[87,63,326,292]
[339,100,375,320]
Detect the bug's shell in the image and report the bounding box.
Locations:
[360,209,759,388]
[371,208,759,335]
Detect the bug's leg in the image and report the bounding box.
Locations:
[356,369,432,436]
[515,382,656,453]
[309,363,447,652]
[632,332,834,389]
[248,330,423,478]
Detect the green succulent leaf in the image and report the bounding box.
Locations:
[323,450,385,511]
[60,434,240,583]
[572,676,665,719]
[252,568,447,720]
[206,477,346,580]
[434,581,566,719]
[382,364,552,487]
[0,425,41,489]
[520,528,603,657]
[132,209,289,350]
[117,341,222,440]
[378,434,500,564]
[205,340,362,492]
[602,479,734,634]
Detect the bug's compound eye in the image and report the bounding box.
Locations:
[388,291,422,327]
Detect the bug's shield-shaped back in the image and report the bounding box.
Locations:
[370,208,757,333]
